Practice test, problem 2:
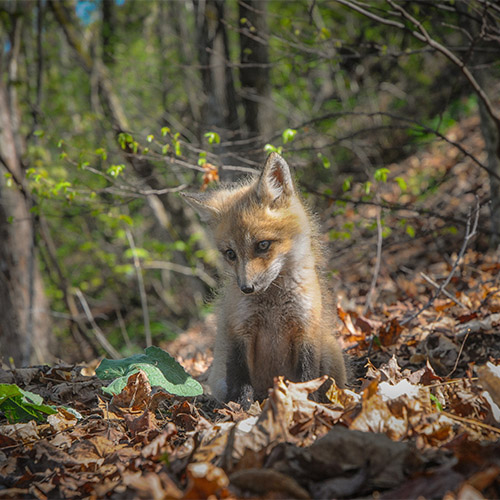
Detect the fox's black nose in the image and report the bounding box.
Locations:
[240,284,255,294]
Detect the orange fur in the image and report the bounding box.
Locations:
[183,153,347,404]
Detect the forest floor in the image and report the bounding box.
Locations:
[1,115,499,499]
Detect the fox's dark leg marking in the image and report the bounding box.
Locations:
[296,342,317,382]
[296,342,324,402]
[226,339,254,409]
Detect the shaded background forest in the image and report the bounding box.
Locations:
[1,0,499,367]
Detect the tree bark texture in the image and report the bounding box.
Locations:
[238,0,272,139]
[0,78,53,366]
[194,0,240,137]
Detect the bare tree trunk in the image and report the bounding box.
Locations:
[477,87,500,247]
[238,0,272,140]
[0,78,53,366]
[168,1,202,127]
[194,0,240,133]
[101,0,116,66]
[455,1,500,247]
[193,0,241,180]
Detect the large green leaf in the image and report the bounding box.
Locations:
[0,384,58,423]
[95,346,203,397]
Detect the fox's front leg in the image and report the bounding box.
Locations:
[296,342,323,401]
[296,342,318,381]
[226,338,254,409]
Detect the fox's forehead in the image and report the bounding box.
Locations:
[213,201,304,247]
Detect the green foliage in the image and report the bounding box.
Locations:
[204,132,221,145]
[374,168,390,183]
[317,153,331,169]
[282,128,297,144]
[429,393,443,411]
[106,164,126,178]
[3,0,492,362]
[264,143,283,154]
[96,346,203,397]
[0,384,57,423]
[394,177,407,192]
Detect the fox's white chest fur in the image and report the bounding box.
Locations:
[240,279,319,398]
[210,266,324,400]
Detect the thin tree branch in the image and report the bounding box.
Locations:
[302,182,491,235]
[420,272,467,308]
[144,260,217,289]
[37,216,100,358]
[401,200,480,325]
[75,289,121,359]
[334,0,500,132]
[295,110,500,182]
[126,229,152,348]
[445,330,470,378]
[387,0,500,129]
[363,204,383,315]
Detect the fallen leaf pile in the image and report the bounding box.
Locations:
[1,115,499,498]
[0,344,499,498]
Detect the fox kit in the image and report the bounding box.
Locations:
[183,153,347,406]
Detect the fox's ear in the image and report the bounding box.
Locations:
[257,153,295,203]
[181,191,220,222]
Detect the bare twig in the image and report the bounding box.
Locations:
[386,0,500,130]
[126,229,152,347]
[296,110,499,182]
[401,200,480,325]
[445,330,471,378]
[116,309,133,351]
[38,216,100,358]
[334,0,500,130]
[441,410,500,435]
[363,204,383,315]
[303,182,490,235]
[420,272,467,308]
[144,260,217,289]
[75,289,121,359]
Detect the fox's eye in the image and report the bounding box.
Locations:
[256,240,271,252]
[225,248,237,261]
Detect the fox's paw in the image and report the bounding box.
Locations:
[227,383,254,411]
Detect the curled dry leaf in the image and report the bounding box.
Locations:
[141,422,177,459]
[47,408,78,432]
[326,379,361,409]
[477,362,500,423]
[111,369,152,411]
[123,409,159,438]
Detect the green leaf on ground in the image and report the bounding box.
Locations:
[95,346,203,397]
[0,384,57,423]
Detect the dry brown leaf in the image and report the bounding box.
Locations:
[141,422,177,459]
[476,362,500,423]
[47,408,77,432]
[269,425,422,498]
[123,409,159,438]
[0,420,39,443]
[112,369,152,411]
[122,470,182,500]
[229,468,310,499]
[378,318,403,347]
[184,462,229,499]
